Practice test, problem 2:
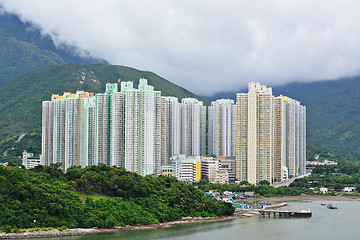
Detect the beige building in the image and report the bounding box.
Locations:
[217,169,230,184]
[201,157,219,183]
[235,83,306,185]
[219,157,236,182]
[236,83,273,184]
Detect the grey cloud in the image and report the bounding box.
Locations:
[1,0,360,96]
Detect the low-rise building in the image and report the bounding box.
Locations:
[160,164,174,177]
[173,155,201,183]
[342,187,356,193]
[218,157,236,182]
[319,187,328,194]
[217,169,229,184]
[306,160,338,166]
[201,157,219,183]
[22,150,42,169]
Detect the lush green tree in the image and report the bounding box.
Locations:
[0,164,234,232]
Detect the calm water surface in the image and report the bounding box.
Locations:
[41,200,360,240]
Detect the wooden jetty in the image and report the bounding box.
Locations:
[258,209,312,217]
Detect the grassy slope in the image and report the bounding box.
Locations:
[0,63,209,140]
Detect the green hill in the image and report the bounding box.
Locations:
[0,63,209,141]
[0,10,107,84]
[0,36,65,83]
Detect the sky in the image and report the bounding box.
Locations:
[1,0,360,96]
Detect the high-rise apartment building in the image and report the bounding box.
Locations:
[180,98,206,156]
[42,91,95,171]
[208,99,235,157]
[43,79,304,185]
[282,96,306,178]
[121,79,163,176]
[43,79,207,176]
[79,94,96,168]
[109,90,124,167]
[165,97,181,162]
[235,83,306,185]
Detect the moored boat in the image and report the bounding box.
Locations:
[327,204,338,209]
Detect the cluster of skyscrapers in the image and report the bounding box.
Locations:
[42,79,206,175]
[42,80,306,185]
[208,83,306,184]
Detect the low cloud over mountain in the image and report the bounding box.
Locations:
[2,0,360,95]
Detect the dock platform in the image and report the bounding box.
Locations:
[258,209,312,217]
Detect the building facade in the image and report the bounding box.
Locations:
[208,99,235,157]
[172,155,201,183]
[42,79,206,176]
[180,98,206,156]
[235,83,306,185]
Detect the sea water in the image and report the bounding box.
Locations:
[39,200,360,240]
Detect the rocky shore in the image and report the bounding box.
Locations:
[0,212,258,239]
[258,194,360,202]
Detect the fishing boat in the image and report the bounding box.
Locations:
[327,204,338,209]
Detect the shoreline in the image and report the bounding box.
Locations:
[257,194,360,202]
[2,195,358,239]
[0,212,258,239]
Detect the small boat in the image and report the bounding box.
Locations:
[258,201,271,208]
[321,203,326,206]
[327,204,338,209]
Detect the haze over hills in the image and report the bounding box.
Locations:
[0,10,108,84]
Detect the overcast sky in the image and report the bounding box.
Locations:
[1,0,360,96]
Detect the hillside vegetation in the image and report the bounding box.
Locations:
[0,128,41,165]
[0,164,233,232]
[0,63,209,140]
[0,37,64,83]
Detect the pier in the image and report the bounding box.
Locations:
[258,209,312,217]
[262,202,287,209]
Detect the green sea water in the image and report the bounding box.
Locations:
[39,200,360,240]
